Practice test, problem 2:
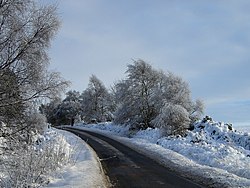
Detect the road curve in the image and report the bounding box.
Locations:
[64,127,203,188]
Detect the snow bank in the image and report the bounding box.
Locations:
[74,121,250,187]
[133,127,163,143]
[81,122,130,136]
[44,128,108,188]
[157,120,250,179]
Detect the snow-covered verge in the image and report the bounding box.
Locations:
[44,128,108,188]
[0,127,73,188]
[73,121,250,187]
[0,127,107,188]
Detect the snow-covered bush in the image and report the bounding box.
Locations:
[24,112,48,135]
[0,129,72,188]
[192,120,250,151]
[152,102,190,135]
[0,116,72,188]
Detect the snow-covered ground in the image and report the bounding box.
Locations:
[44,128,108,188]
[72,120,250,187]
[0,126,108,188]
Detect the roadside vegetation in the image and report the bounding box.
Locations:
[42,60,204,136]
[0,0,70,187]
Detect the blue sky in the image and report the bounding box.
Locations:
[41,0,250,126]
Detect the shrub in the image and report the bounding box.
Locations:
[152,102,191,136]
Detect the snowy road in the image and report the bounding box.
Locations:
[64,127,203,188]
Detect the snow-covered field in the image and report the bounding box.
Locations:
[73,120,250,187]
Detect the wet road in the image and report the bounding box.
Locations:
[64,127,203,188]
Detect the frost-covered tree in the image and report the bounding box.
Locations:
[0,0,69,132]
[39,97,62,126]
[153,72,204,134]
[81,75,113,123]
[152,102,191,135]
[161,72,192,108]
[113,60,204,133]
[56,90,81,126]
[150,71,203,125]
[0,69,24,124]
[114,60,159,129]
[189,99,204,123]
[113,79,140,126]
[0,1,69,187]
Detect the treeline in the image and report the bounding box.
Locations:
[41,60,204,135]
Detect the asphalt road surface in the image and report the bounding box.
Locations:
[64,127,203,188]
